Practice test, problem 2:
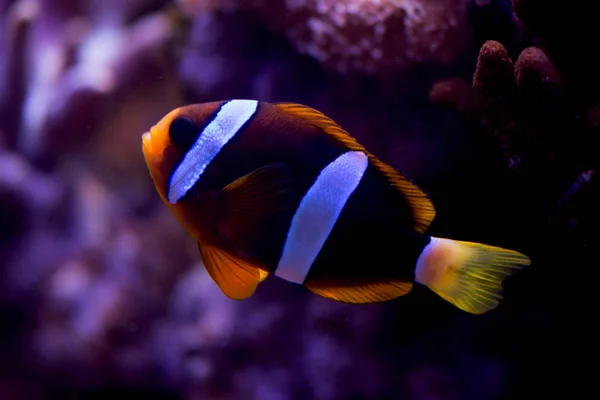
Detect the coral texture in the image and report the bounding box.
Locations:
[177,0,473,74]
[0,0,177,167]
[432,27,598,236]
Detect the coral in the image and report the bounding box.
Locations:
[432,32,599,235]
[479,39,598,227]
[0,0,177,168]
[429,5,600,395]
[0,0,196,395]
[177,0,473,74]
[429,77,478,122]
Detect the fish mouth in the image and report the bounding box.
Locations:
[142,130,152,148]
[142,126,157,157]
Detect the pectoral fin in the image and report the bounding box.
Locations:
[218,163,292,258]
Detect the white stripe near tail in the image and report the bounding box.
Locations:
[414,237,531,314]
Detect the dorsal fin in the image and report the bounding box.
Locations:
[274,102,436,233]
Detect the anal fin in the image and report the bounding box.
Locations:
[198,242,269,300]
[305,280,413,304]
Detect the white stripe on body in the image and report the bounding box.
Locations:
[168,99,258,204]
[275,151,369,284]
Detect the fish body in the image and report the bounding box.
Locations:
[142,99,530,314]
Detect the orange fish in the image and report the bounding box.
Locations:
[142,100,530,314]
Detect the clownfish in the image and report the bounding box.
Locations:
[142,100,530,315]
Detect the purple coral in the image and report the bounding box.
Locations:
[178,0,473,74]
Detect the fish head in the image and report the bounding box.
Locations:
[142,103,225,239]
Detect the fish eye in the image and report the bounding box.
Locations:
[169,115,199,149]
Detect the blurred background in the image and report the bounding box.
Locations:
[1,0,599,398]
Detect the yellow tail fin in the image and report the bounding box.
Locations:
[414,237,531,314]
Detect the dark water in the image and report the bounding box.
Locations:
[0,0,598,399]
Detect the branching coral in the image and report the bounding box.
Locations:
[431,30,599,236]
[177,0,473,74]
[429,6,600,395]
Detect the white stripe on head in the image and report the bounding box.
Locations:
[275,151,369,284]
[168,99,258,204]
